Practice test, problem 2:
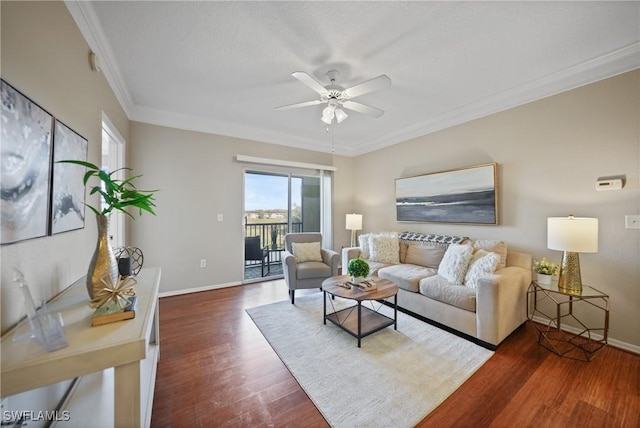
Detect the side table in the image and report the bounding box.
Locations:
[527,280,609,361]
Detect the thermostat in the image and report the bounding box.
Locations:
[596,178,623,191]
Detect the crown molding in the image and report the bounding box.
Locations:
[65,1,639,158]
[65,1,135,118]
[355,43,640,156]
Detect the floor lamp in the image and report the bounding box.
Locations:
[547,216,598,295]
[346,214,362,247]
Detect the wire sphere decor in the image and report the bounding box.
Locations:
[113,246,144,276]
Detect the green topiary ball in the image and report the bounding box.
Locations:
[348,258,370,278]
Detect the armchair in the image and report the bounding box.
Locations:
[245,236,269,277]
[282,232,339,304]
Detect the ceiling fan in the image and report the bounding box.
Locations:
[275,70,391,125]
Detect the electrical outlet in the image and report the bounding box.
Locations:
[217,213,223,222]
[625,215,640,229]
[200,259,207,268]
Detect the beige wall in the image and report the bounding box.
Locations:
[1,1,129,333]
[1,1,638,352]
[128,122,354,295]
[352,70,640,347]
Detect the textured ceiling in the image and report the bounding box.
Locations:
[67,1,640,156]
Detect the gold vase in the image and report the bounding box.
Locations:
[86,214,118,299]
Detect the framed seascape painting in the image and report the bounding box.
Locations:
[1,80,54,244]
[395,163,499,225]
[51,120,88,234]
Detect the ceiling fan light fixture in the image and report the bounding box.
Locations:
[334,108,348,123]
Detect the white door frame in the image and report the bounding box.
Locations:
[101,112,126,249]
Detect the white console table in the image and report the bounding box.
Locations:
[1,267,161,427]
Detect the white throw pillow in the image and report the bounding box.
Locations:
[369,233,400,264]
[464,250,501,289]
[472,240,508,270]
[358,233,372,259]
[437,244,473,284]
[292,242,322,263]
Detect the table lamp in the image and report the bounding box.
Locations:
[346,213,363,247]
[547,215,598,295]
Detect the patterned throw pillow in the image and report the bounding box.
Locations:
[369,233,400,264]
[292,242,322,263]
[438,244,473,284]
[464,250,501,289]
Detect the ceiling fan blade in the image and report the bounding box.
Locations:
[342,100,384,118]
[291,71,329,96]
[343,75,391,98]
[274,99,324,111]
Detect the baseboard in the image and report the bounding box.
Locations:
[159,281,243,298]
[531,315,640,355]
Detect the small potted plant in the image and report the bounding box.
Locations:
[533,257,559,285]
[347,258,370,284]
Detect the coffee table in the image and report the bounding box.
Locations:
[322,275,398,347]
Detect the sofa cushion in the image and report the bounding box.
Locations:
[369,234,400,264]
[296,261,331,280]
[438,243,473,284]
[419,275,476,312]
[399,242,408,264]
[404,245,446,269]
[464,250,500,289]
[472,240,508,270]
[378,264,437,292]
[292,242,322,263]
[363,259,393,276]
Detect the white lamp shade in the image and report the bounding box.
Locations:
[547,216,598,253]
[346,213,363,231]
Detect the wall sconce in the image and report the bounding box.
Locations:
[547,215,599,295]
[345,213,363,247]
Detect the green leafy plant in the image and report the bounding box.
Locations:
[533,257,558,275]
[347,258,370,278]
[58,160,157,219]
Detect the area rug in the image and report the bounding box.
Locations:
[246,294,494,427]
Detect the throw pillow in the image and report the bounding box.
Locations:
[358,233,372,259]
[464,250,501,289]
[405,245,446,269]
[292,242,322,263]
[437,243,473,284]
[369,233,400,265]
[472,240,508,270]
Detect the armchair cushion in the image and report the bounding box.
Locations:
[292,241,322,263]
[296,261,332,280]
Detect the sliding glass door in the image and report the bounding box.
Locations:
[243,170,328,281]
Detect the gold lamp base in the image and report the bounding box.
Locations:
[558,251,583,295]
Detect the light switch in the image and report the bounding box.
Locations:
[625,215,640,229]
[217,213,223,222]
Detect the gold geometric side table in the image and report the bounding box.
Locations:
[527,281,609,361]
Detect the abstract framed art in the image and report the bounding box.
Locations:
[395,163,498,225]
[51,119,88,234]
[1,79,54,244]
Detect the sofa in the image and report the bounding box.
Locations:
[341,232,532,348]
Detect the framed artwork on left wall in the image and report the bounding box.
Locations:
[0,79,54,245]
[51,119,88,234]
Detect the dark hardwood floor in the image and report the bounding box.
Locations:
[151,279,639,427]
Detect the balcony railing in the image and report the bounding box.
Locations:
[244,221,303,269]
